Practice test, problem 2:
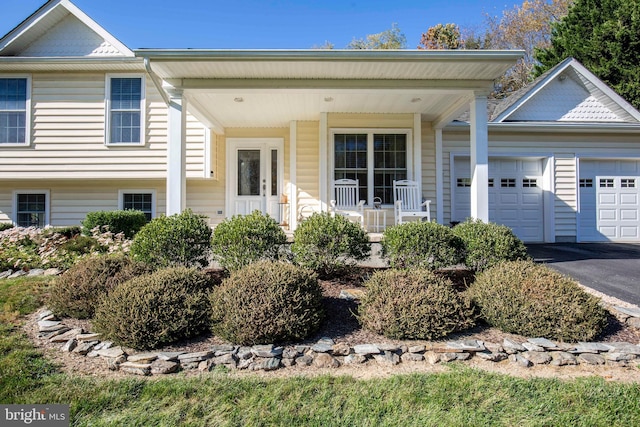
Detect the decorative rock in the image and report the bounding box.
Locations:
[579,353,606,365]
[295,354,314,366]
[605,352,637,362]
[295,345,311,354]
[49,328,83,343]
[626,317,640,329]
[93,342,113,351]
[353,344,380,355]
[41,327,71,339]
[509,354,533,368]
[311,343,334,353]
[37,310,54,320]
[314,353,341,368]
[198,360,213,372]
[603,342,640,355]
[178,351,213,364]
[258,357,281,371]
[43,268,62,276]
[0,270,12,279]
[376,343,401,352]
[38,319,62,330]
[237,358,254,370]
[213,353,237,368]
[27,268,45,277]
[408,345,426,354]
[151,360,179,375]
[120,362,151,376]
[73,341,98,355]
[572,342,609,354]
[614,306,640,318]
[528,338,557,349]
[522,342,545,352]
[181,362,200,370]
[211,345,236,356]
[503,339,527,354]
[128,353,158,363]
[476,351,508,362]
[401,352,424,362]
[338,289,366,301]
[282,347,300,359]
[426,352,442,364]
[8,270,27,279]
[86,351,100,358]
[76,333,101,342]
[251,345,283,358]
[439,353,460,363]
[550,351,578,366]
[373,351,401,366]
[485,343,505,354]
[39,324,68,333]
[316,337,335,346]
[343,354,367,364]
[446,340,486,352]
[61,338,77,353]
[281,358,295,368]
[236,347,253,360]
[97,347,125,359]
[331,343,351,356]
[523,351,552,365]
[431,345,464,354]
[107,355,126,371]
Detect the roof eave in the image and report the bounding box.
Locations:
[446,121,640,133]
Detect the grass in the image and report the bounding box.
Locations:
[2,276,640,426]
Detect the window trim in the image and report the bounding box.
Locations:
[0,75,31,147]
[329,128,414,207]
[118,189,156,219]
[105,74,146,146]
[12,190,50,227]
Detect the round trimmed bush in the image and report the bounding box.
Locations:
[211,211,287,271]
[209,261,324,345]
[359,269,475,340]
[48,254,151,319]
[82,210,147,238]
[468,260,608,341]
[452,219,529,271]
[381,221,464,269]
[93,267,214,350]
[291,212,370,277]
[130,209,212,269]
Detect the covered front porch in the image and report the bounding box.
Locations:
[136,49,523,230]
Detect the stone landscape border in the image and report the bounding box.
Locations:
[33,307,640,377]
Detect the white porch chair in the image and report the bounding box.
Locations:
[330,179,365,227]
[393,179,431,225]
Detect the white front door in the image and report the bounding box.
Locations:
[227,138,284,221]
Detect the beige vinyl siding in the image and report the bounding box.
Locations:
[296,121,320,216]
[186,180,225,226]
[185,114,207,178]
[0,180,166,227]
[555,154,577,239]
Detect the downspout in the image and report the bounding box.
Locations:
[144,57,170,106]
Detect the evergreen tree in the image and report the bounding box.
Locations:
[535,0,640,109]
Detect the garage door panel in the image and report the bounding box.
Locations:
[499,193,518,204]
[620,193,638,205]
[598,193,616,204]
[599,226,618,238]
[620,209,638,220]
[621,227,639,238]
[599,209,617,221]
[522,193,541,205]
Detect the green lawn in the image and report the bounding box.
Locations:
[2,276,640,426]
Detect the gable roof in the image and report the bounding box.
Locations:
[0,0,133,57]
[491,58,640,123]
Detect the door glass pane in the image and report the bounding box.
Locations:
[271,149,278,196]
[238,150,261,196]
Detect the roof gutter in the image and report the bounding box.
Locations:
[446,121,640,133]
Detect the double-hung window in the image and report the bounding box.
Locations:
[107,76,143,144]
[333,131,410,205]
[0,77,29,145]
[119,190,155,221]
[14,191,48,228]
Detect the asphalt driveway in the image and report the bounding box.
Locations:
[526,243,640,307]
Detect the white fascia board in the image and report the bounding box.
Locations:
[446,121,640,134]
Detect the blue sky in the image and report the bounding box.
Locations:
[0,0,518,49]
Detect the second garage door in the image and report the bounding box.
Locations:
[454,158,545,242]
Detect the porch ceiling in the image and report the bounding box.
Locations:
[137,49,524,129]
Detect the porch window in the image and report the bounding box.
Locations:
[16,192,47,227]
[119,191,154,221]
[334,132,408,205]
[0,78,29,145]
[107,77,143,144]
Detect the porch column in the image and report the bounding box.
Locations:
[470,93,489,222]
[166,86,187,216]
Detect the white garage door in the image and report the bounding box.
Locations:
[580,160,640,242]
[454,158,544,242]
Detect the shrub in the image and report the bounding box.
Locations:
[211,211,287,271]
[291,212,370,277]
[130,209,212,269]
[82,210,148,239]
[359,269,475,340]
[381,221,464,270]
[93,267,214,350]
[452,219,529,271]
[468,260,608,341]
[0,223,14,232]
[209,261,324,345]
[48,254,151,319]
